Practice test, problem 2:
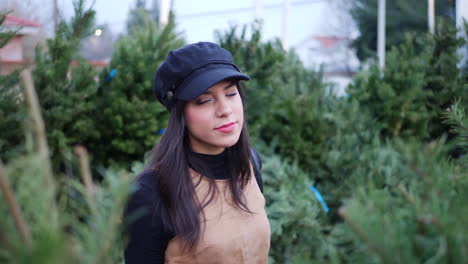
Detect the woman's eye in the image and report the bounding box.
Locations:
[227,92,238,97]
[196,98,211,105]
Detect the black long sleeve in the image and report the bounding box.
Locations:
[123,175,173,263]
[250,147,263,193]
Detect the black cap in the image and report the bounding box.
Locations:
[153,42,250,110]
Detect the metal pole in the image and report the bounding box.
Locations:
[159,0,172,25]
[53,0,58,34]
[456,0,468,68]
[255,0,263,21]
[428,0,435,34]
[377,0,386,71]
[282,0,290,49]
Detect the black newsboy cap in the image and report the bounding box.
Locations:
[153,42,250,110]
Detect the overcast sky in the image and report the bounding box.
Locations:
[1,0,355,49]
[56,0,354,48]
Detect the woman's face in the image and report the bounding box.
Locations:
[184,80,244,155]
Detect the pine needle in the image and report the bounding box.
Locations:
[20,69,55,189]
[338,206,390,263]
[74,145,98,216]
[0,160,33,250]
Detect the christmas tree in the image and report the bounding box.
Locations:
[91,11,184,168]
[31,0,100,174]
[0,13,26,162]
[0,69,132,263]
[350,0,454,61]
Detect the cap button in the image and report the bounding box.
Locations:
[167,91,173,101]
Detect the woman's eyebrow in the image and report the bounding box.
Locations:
[223,81,237,90]
[202,81,237,94]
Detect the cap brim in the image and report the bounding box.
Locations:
[176,68,250,101]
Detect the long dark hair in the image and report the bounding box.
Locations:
[146,83,253,251]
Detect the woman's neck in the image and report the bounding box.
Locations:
[188,149,230,180]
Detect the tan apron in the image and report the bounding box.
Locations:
[164,167,271,264]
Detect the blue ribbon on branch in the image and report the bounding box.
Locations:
[309,185,329,213]
[156,128,166,135]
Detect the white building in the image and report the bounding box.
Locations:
[171,0,360,95]
[294,35,360,96]
[0,15,41,75]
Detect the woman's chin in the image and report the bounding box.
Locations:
[219,134,241,148]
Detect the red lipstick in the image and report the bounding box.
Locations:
[215,122,236,133]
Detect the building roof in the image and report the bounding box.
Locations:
[296,35,350,50]
[293,34,359,74]
[311,36,348,49]
[4,15,41,27]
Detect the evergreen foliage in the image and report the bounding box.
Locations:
[0,13,16,48]
[216,23,330,172]
[339,104,468,262]
[1,3,468,262]
[260,150,322,263]
[425,21,468,140]
[0,149,133,263]
[92,12,184,168]
[348,26,468,142]
[312,99,382,215]
[31,0,99,173]
[126,0,152,34]
[348,35,432,139]
[215,22,286,131]
[350,0,454,61]
[0,13,25,162]
[0,71,25,161]
[258,84,334,173]
[0,69,132,264]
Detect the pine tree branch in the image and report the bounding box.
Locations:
[20,69,55,189]
[338,206,390,263]
[0,160,33,250]
[74,145,98,216]
[397,184,414,203]
[407,162,445,199]
[398,183,422,216]
[95,183,129,263]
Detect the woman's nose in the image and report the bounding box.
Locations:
[215,98,233,118]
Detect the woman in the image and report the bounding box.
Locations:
[124,42,270,263]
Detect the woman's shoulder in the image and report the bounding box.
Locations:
[125,169,169,223]
[125,169,173,232]
[126,170,159,214]
[249,147,264,193]
[124,170,174,263]
[134,169,158,192]
[249,147,262,167]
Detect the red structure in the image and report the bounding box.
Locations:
[0,15,41,74]
[1,15,109,75]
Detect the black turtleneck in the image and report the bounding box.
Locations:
[188,150,231,180]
